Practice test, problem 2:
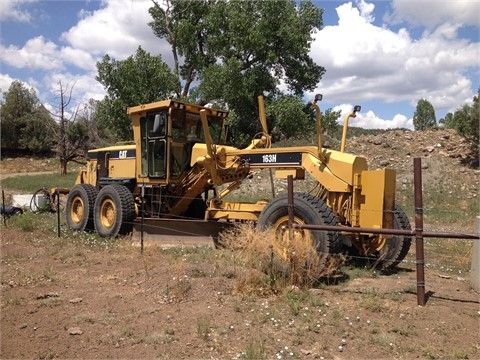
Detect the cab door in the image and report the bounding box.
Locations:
[97,151,109,179]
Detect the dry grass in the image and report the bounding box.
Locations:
[219,223,345,294]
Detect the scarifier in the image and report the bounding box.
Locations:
[56,94,411,270]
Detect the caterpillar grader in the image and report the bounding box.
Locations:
[60,94,411,270]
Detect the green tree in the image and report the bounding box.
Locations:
[439,111,454,128]
[149,0,214,99]
[321,108,341,136]
[149,0,325,145]
[453,88,479,156]
[0,81,56,154]
[413,98,436,131]
[266,95,311,141]
[95,46,179,140]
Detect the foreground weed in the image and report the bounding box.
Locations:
[220,223,344,294]
[9,211,38,232]
[164,277,192,301]
[73,313,95,324]
[363,289,386,313]
[37,297,60,308]
[283,289,308,316]
[121,325,134,337]
[452,350,469,359]
[342,265,378,280]
[241,337,267,360]
[100,310,116,325]
[164,326,175,335]
[36,348,56,360]
[2,294,23,307]
[196,316,212,340]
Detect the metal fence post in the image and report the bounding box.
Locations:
[414,158,426,306]
[471,216,480,292]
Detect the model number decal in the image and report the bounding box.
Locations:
[241,152,302,166]
[262,154,277,163]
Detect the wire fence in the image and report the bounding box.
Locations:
[2,157,478,306]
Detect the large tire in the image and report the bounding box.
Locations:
[66,184,98,232]
[377,205,412,270]
[94,184,135,237]
[257,192,342,259]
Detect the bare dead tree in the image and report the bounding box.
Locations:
[47,81,86,175]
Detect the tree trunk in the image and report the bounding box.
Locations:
[60,158,68,175]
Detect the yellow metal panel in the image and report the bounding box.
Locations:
[359,169,396,229]
[275,169,305,179]
[127,100,173,115]
[109,158,136,178]
[206,200,267,221]
[325,150,368,185]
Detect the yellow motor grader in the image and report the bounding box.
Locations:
[61,94,411,270]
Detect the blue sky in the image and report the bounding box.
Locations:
[1,0,479,130]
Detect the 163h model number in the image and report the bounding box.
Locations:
[262,154,277,163]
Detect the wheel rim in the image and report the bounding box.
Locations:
[100,198,116,229]
[70,196,85,225]
[270,215,313,262]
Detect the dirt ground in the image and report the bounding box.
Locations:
[1,224,479,360]
[1,129,479,360]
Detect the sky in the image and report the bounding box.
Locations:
[0,0,479,130]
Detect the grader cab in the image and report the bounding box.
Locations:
[63,95,411,270]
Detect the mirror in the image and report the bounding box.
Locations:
[354,105,361,113]
[315,94,323,102]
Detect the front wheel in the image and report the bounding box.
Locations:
[257,192,342,263]
[94,184,135,237]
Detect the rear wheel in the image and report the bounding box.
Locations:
[66,184,97,231]
[94,184,135,237]
[257,193,342,263]
[377,205,412,270]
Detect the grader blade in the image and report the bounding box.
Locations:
[131,218,233,248]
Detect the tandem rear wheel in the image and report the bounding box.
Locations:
[94,184,136,238]
[65,184,98,232]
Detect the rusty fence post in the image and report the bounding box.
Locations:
[2,189,6,226]
[472,216,480,292]
[414,158,426,306]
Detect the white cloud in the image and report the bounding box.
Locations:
[0,73,18,93]
[385,0,480,29]
[310,0,479,121]
[0,0,37,22]
[40,71,105,117]
[1,0,172,107]
[60,47,97,71]
[1,36,63,70]
[60,0,171,63]
[333,103,413,130]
